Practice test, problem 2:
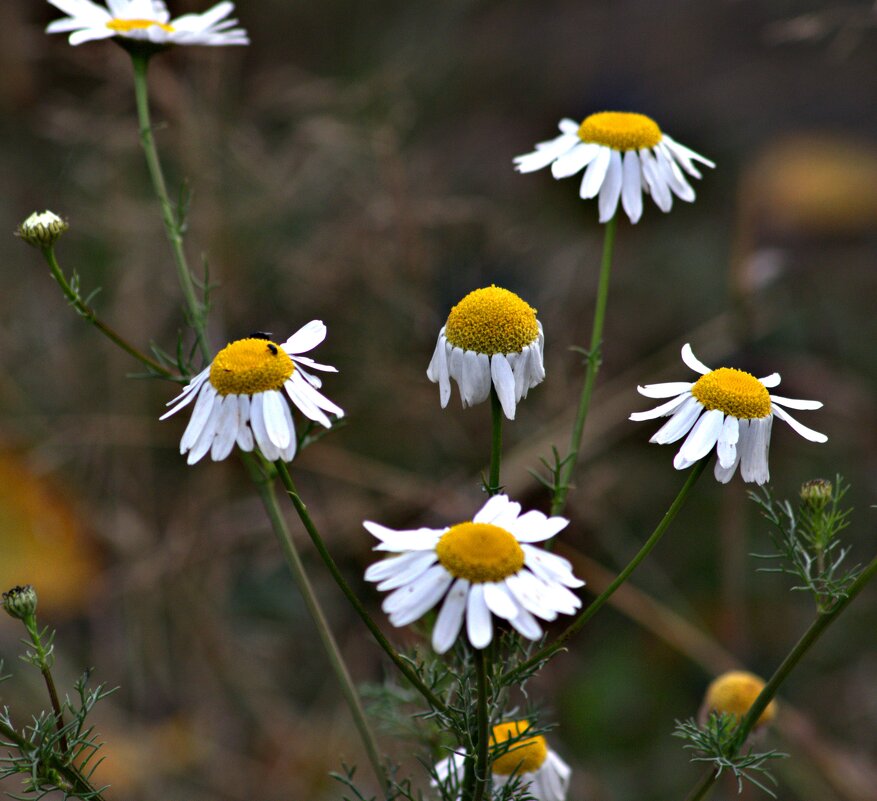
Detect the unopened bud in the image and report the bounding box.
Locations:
[2,584,38,621]
[800,478,832,510]
[16,210,69,248]
[701,670,777,729]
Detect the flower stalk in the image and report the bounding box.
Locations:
[487,386,504,496]
[551,212,617,515]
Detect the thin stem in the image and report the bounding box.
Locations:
[470,648,490,801]
[243,456,387,792]
[487,386,503,496]
[21,616,68,754]
[130,53,210,361]
[274,462,450,715]
[684,551,877,801]
[41,246,177,380]
[551,212,617,515]
[504,458,707,684]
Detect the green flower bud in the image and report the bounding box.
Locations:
[800,478,832,510]
[16,211,69,248]
[2,584,38,620]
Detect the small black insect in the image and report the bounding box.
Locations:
[250,331,273,340]
[267,343,278,355]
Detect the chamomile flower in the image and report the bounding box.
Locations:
[700,671,777,730]
[426,285,545,420]
[630,344,827,484]
[434,720,571,801]
[364,494,582,654]
[514,111,714,223]
[161,322,343,465]
[46,1,249,47]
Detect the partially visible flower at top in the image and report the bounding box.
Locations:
[16,210,68,248]
[364,494,582,654]
[46,1,249,47]
[426,285,545,420]
[161,321,343,465]
[630,344,826,485]
[699,670,777,730]
[434,720,571,801]
[2,585,38,621]
[514,111,714,223]
[800,477,832,509]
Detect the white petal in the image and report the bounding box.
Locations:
[426,332,451,408]
[505,572,557,620]
[640,148,672,211]
[740,416,772,484]
[461,350,491,406]
[284,374,331,427]
[180,382,216,452]
[714,447,741,483]
[716,415,739,469]
[758,372,781,388]
[506,597,542,640]
[375,552,439,591]
[507,510,568,542]
[432,579,469,653]
[551,142,601,178]
[384,566,452,626]
[680,343,712,374]
[675,408,724,466]
[513,133,580,173]
[579,146,611,199]
[637,382,694,398]
[473,494,516,525]
[772,406,828,443]
[465,584,493,649]
[187,394,223,465]
[620,150,644,223]
[656,143,696,202]
[650,396,703,444]
[598,149,624,222]
[363,521,445,552]
[662,133,715,171]
[365,550,436,583]
[629,393,688,421]
[250,393,280,461]
[770,395,823,411]
[490,354,517,419]
[262,390,291,449]
[482,582,519,620]
[521,544,583,588]
[283,320,326,354]
[210,394,240,461]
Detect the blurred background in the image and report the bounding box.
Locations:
[1,1,876,799]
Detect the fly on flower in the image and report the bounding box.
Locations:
[515,112,714,223]
[630,344,827,484]
[161,321,343,465]
[364,494,582,654]
[46,1,249,47]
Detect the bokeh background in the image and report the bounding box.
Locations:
[1,1,876,799]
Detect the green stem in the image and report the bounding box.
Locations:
[130,53,210,361]
[274,462,450,715]
[471,648,490,801]
[504,458,707,684]
[551,212,617,516]
[487,386,503,496]
[242,456,387,792]
[21,616,68,754]
[685,550,877,801]
[41,246,177,380]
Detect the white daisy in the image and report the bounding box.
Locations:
[514,111,714,223]
[426,285,545,420]
[161,321,343,465]
[46,1,249,47]
[630,343,827,484]
[364,494,583,654]
[434,720,571,801]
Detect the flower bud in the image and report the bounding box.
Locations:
[701,671,777,729]
[800,478,832,510]
[2,584,38,621]
[16,211,69,248]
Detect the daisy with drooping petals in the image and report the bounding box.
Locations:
[161,321,343,465]
[364,494,582,654]
[514,112,714,223]
[630,343,827,484]
[434,720,571,801]
[426,285,545,420]
[46,1,249,47]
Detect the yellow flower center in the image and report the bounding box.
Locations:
[490,721,549,775]
[435,523,524,583]
[577,111,662,151]
[107,18,175,34]
[691,368,771,419]
[208,338,294,396]
[444,286,539,355]
[704,671,777,728]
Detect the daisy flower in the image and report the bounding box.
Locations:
[426,285,545,420]
[434,720,571,801]
[514,111,714,223]
[46,1,249,47]
[630,343,827,484]
[364,494,582,654]
[161,321,343,465]
[699,671,777,730]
